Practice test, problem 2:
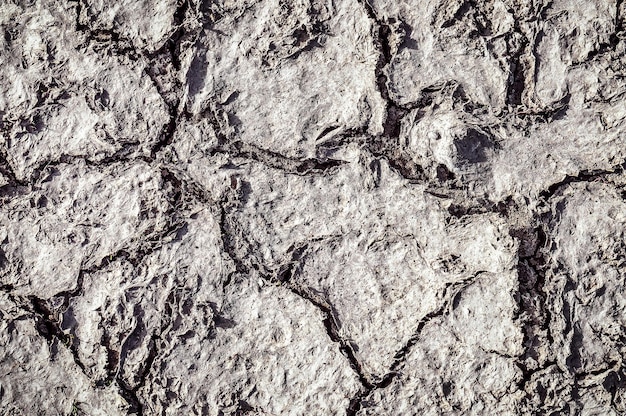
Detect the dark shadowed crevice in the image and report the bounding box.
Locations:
[354,0,429,184]
[231,141,348,176]
[539,160,626,201]
[95,328,121,388]
[70,0,196,163]
[513,163,626,408]
[217,207,379,396]
[147,0,195,158]
[276,249,373,388]
[510,218,556,398]
[3,163,193,413]
[505,5,530,107]
[27,296,88,375]
[71,0,141,60]
[346,273,481,415]
[284,279,376,391]
[150,109,182,160]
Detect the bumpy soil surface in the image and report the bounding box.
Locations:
[1,0,626,415]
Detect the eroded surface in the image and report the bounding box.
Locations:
[1,0,626,414]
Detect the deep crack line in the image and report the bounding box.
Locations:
[346,272,483,415]
[511,219,554,398]
[71,0,141,60]
[353,0,431,184]
[27,296,89,377]
[70,0,196,164]
[217,207,377,393]
[283,281,375,390]
[539,159,626,201]
[274,242,377,390]
[229,141,348,176]
[116,288,178,416]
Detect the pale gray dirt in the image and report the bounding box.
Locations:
[1,0,625,415]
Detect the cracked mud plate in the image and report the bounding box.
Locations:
[1,0,626,415]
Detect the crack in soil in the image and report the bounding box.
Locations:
[346,273,482,415]
[2,1,626,414]
[539,160,626,201]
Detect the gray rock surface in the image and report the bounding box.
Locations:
[1,0,625,415]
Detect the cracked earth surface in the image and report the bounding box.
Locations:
[1,0,626,414]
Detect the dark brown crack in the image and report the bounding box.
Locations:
[319,132,430,183]
[217,200,377,393]
[446,196,507,218]
[355,0,429,183]
[95,328,121,388]
[89,242,190,415]
[161,101,349,177]
[40,149,150,174]
[0,146,154,189]
[72,0,195,66]
[0,283,14,292]
[71,0,141,61]
[90,243,191,414]
[100,287,181,415]
[505,12,530,106]
[116,303,170,416]
[160,165,216,206]
[275,246,374,389]
[283,279,375,391]
[111,331,159,415]
[198,137,350,177]
[314,126,370,152]
[27,296,88,375]
[539,160,626,201]
[116,380,142,415]
[148,0,195,158]
[148,0,429,182]
[601,367,626,412]
[346,273,481,415]
[510,218,556,397]
[49,165,185,292]
[70,0,196,163]
[167,0,192,72]
[507,89,571,124]
[229,141,348,176]
[432,194,521,223]
[440,0,473,29]
[366,137,427,183]
[434,158,625,221]
[512,169,626,407]
[150,107,181,160]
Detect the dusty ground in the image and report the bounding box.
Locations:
[1,0,626,415]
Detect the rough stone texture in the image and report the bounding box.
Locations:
[1,0,625,415]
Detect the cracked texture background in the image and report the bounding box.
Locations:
[1,0,626,415]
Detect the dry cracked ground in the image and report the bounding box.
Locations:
[0,0,626,415]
